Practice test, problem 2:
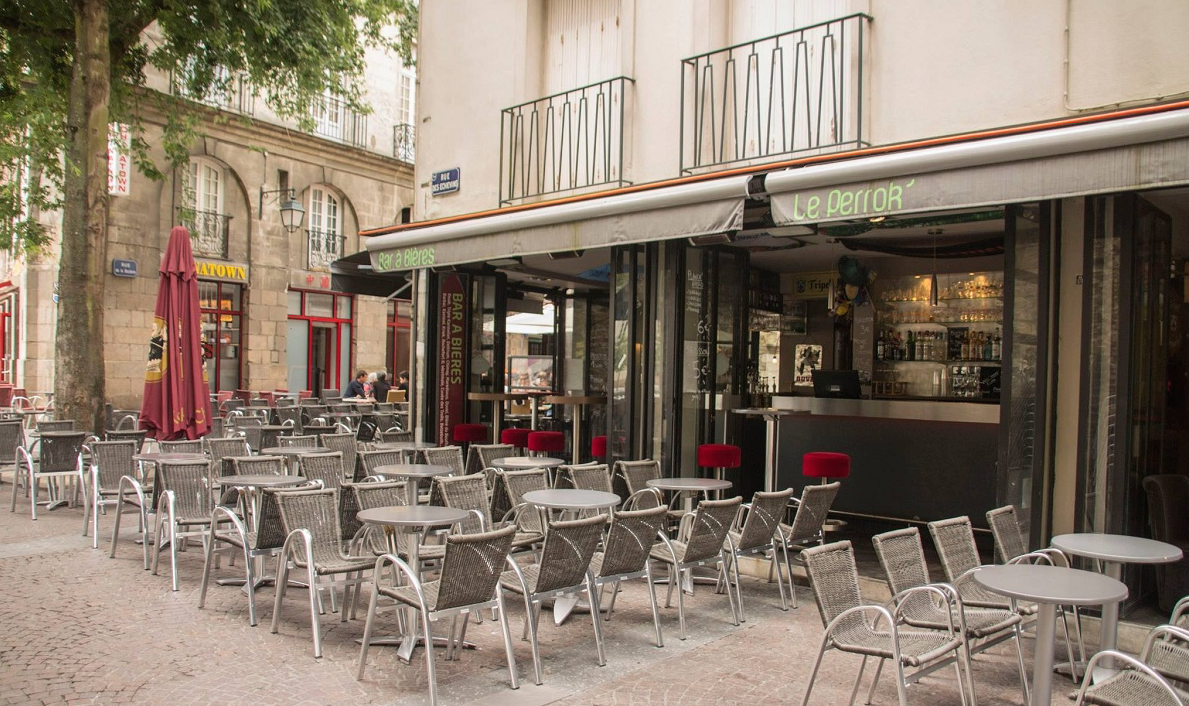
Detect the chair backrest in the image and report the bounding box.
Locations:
[801,540,863,630]
[355,419,378,443]
[379,429,413,443]
[466,443,515,475]
[90,439,137,490]
[561,463,614,493]
[39,431,88,474]
[159,439,203,454]
[597,505,667,578]
[322,389,341,400]
[422,445,465,475]
[275,406,302,431]
[679,496,743,563]
[387,389,407,403]
[500,468,549,532]
[785,482,841,544]
[38,420,75,433]
[0,419,25,461]
[927,516,983,582]
[298,451,345,490]
[358,449,403,480]
[534,514,608,593]
[1142,475,1189,546]
[209,416,225,438]
[155,459,214,521]
[737,488,797,550]
[104,428,146,452]
[871,527,932,596]
[204,436,252,472]
[328,403,351,414]
[273,488,345,570]
[435,524,517,611]
[300,405,328,425]
[320,432,357,481]
[303,424,336,439]
[251,487,289,551]
[232,415,263,430]
[280,434,317,448]
[351,478,408,511]
[986,505,1030,563]
[430,475,489,534]
[615,459,661,498]
[228,455,285,476]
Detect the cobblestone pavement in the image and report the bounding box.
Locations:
[0,497,1080,705]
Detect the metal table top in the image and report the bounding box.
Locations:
[522,488,620,510]
[1051,533,1184,565]
[646,477,732,492]
[215,474,305,488]
[374,463,454,479]
[357,505,469,528]
[973,564,1128,606]
[492,456,565,469]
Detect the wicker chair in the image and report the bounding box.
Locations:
[357,449,404,481]
[495,468,550,537]
[589,504,668,647]
[280,434,318,449]
[500,514,609,685]
[430,474,542,550]
[82,440,142,551]
[614,459,662,501]
[799,540,972,706]
[726,488,796,618]
[770,481,840,607]
[649,496,743,639]
[1073,624,1189,706]
[159,439,203,454]
[559,463,614,493]
[228,455,285,476]
[320,432,357,482]
[276,406,302,433]
[10,430,87,520]
[379,429,413,443]
[37,420,75,433]
[197,484,288,626]
[270,488,374,658]
[345,479,410,558]
[104,428,147,452]
[300,405,328,427]
[873,526,1027,704]
[422,445,465,475]
[151,458,215,591]
[0,419,25,485]
[465,443,515,476]
[297,451,345,491]
[357,524,521,706]
[205,437,252,476]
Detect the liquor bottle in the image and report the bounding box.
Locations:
[906,330,915,361]
[983,332,992,361]
[993,328,1002,361]
[915,331,924,361]
[960,332,970,360]
[877,329,885,361]
[893,332,902,361]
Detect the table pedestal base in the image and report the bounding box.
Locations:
[1031,603,1057,706]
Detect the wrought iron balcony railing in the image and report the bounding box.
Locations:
[310,94,369,149]
[176,208,231,259]
[307,228,346,271]
[680,14,871,174]
[393,123,416,163]
[170,67,255,116]
[500,76,633,206]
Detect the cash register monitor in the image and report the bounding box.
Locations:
[812,370,862,399]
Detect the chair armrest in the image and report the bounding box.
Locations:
[1007,551,1056,566]
[1142,623,1189,660]
[885,584,962,635]
[1172,596,1189,626]
[623,487,663,511]
[371,553,428,609]
[732,503,751,533]
[1074,651,1185,706]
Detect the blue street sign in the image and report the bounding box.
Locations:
[112,259,138,278]
[431,168,461,196]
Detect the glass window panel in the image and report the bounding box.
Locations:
[222,283,241,312]
[338,323,352,391]
[287,290,302,316]
[336,295,352,319]
[287,320,309,392]
[198,280,218,309]
[306,293,333,318]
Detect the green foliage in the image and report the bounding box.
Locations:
[0,0,417,251]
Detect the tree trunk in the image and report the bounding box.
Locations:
[55,0,109,434]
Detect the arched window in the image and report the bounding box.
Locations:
[307,186,343,270]
[180,157,228,258]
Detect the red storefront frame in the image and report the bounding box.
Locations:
[199,280,243,392]
[288,289,354,394]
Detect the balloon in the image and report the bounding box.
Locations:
[844,284,859,300]
[834,301,850,316]
[838,256,865,287]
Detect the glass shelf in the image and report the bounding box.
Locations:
[876,359,1002,366]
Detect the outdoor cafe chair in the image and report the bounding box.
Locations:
[357,448,402,481]
[275,406,302,433]
[270,488,373,658]
[357,524,520,706]
[105,428,147,452]
[430,474,541,551]
[557,463,614,493]
[649,495,742,639]
[300,405,327,426]
[799,540,972,706]
[379,428,412,443]
[279,434,317,449]
[303,423,337,439]
[197,482,288,626]
[151,458,216,591]
[726,488,796,618]
[0,419,25,487]
[492,468,549,537]
[356,419,378,443]
[82,440,142,551]
[422,445,465,475]
[297,451,345,491]
[10,429,86,520]
[770,481,841,607]
[1173,596,1189,629]
[465,443,515,476]
[205,436,251,475]
[320,432,357,482]
[344,479,410,567]
[613,459,662,500]
[37,420,75,433]
[209,416,225,438]
[1072,624,1189,706]
[873,526,1027,704]
[500,513,609,685]
[159,439,203,455]
[589,504,668,647]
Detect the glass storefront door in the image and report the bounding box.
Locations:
[287,289,354,395]
[199,280,243,392]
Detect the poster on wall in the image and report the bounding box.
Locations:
[436,273,468,444]
[793,344,822,387]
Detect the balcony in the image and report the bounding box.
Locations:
[307,228,346,271]
[393,123,416,163]
[311,94,369,149]
[680,14,871,174]
[170,67,254,116]
[500,76,633,206]
[176,208,231,259]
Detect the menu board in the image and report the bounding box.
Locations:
[852,306,874,385]
[686,267,710,392]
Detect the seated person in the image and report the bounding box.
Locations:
[371,372,392,403]
[396,370,409,392]
[345,370,368,399]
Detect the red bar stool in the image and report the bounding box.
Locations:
[803,451,850,529]
[501,427,531,452]
[698,443,741,497]
[591,435,608,461]
[527,430,565,458]
[453,423,489,457]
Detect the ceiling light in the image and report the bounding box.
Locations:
[688,232,736,247]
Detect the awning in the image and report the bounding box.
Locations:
[330,250,411,297]
[766,107,1189,225]
[364,175,751,272]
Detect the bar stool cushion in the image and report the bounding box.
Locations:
[453,423,489,443]
[527,430,565,453]
[803,451,850,479]
[501,427,531,448]
[591,435,608,458]
[697,443,741,469]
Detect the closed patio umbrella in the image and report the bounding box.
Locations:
[139,226,212,440]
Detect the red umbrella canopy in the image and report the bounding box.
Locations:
[139,226,212,440]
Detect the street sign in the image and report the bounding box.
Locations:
[112,258,138,278]
[431,168,461,196]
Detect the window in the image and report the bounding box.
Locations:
[199,280,243,392]
[287,289,354,394]
[399,71,415,126]
[179,158,229,258]
[313,91,344,140]
[307,187,343,271]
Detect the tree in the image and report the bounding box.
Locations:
[0,0,416,432]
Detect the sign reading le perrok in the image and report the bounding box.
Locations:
[431,168,461,196]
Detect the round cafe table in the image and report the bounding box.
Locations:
[974,564,1126,706]
[1051,533,1183,680]
[357,505,470,662]
[522,488,620,625]
[493,455,566,487]
[373,464,453,505]
[213,474,306,592]
[646,477,732,509]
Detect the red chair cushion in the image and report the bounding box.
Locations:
[453,423,489,443]
[591,435,608,458]
[501,428,531,448]
[697,443,741,469]
[803,451,850,479]
[528,431,566,453]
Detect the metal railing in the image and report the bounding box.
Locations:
[310,95,369,149]
[500,76,633,206]
[176,208,231,259]
[170,67,255,116]
[393,123,415,163]
[307,228,346,271]
[679,14,871,174]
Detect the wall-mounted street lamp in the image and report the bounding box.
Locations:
[258,186,306,233]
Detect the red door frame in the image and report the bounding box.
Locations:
[199,280,244,392]
[288,289,354,392]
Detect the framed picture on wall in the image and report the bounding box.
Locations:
[793,344,822,387]
[781,300,808,334]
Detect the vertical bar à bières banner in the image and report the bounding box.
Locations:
[436,274,468,444]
